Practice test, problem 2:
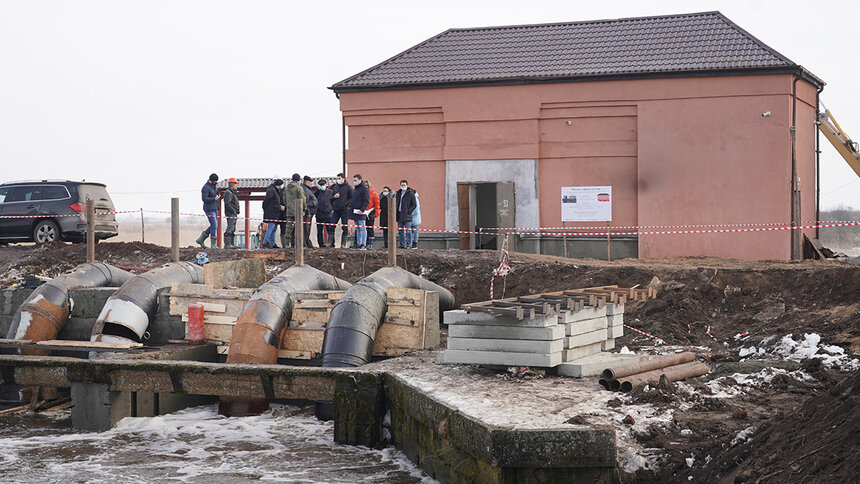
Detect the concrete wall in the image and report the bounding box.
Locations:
[339,74,819,260]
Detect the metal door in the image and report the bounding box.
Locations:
[495,182,515,250]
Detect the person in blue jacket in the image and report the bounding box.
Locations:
[196,173,222,248]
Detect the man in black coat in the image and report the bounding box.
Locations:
[315,179,333,248]
[261,179,284,248]
[301,176,318,248]
[378,186,393,248]
[395,179,417,249]
[328,172,353,248]
[350,174,370,249]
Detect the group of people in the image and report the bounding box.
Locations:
[198,173,422,250]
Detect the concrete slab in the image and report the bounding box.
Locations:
[607,314,623,326]
[562,341,604,362]
[557,352,649,378]
[565,329,608,349]
[448,323,564,341]
[564,317,607,336]
[69,287,116,318]
[447,337,563,354]
[444,310,557,328]
[203,258,268,288]
[605,303,624,316]
[608,324,624,339]
[561,306,607,323]
[438,349,561,368]
[601,339,615,351]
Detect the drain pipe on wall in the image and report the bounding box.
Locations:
[90,262,204,345]
[219,264,351,417]
[790,75,801,260]
[815,84,824,240]
[6,263,134,354]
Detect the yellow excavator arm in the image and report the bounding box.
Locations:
[819,106,860,177]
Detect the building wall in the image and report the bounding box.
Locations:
[339,74,819,260]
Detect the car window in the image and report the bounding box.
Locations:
[0,187,8,203]
[41,185,69,200]
[6,186,42,202]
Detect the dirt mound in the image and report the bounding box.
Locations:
[693,369,860,483]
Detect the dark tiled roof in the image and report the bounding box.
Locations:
[331,11,822,91]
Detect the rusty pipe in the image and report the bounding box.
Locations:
[6,263,133,354]
[601,351,695,381]
[90,262,204,345]
[617,361,710,392]
[219,264,351,417]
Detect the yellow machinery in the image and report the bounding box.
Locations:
[819,104,860,177]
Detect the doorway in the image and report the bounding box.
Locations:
[457,182,515,250]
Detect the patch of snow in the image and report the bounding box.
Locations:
[685,454,695,467]
[619,346,633,355]
[680,429,692,436]
[730,426,756,447]
[742,333,859,371]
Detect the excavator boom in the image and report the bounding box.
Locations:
[819,107,860,178]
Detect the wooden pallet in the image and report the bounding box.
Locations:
[462,285,657,320]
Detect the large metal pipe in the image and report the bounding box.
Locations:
[220,264,351,417]
[90,262,204,344]
[321,265,455,369]
[6,263,133,354]
[617,361,710,392]
[601,351,695,381]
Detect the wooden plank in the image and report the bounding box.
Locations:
[0,339,34,345]
[280,328,325,358]
[36,340,143,349]
[423,291,440,349]
[168,283,256,299]
[181,314,237,324]
[169,296,248,317]
[200,302,226,313]
[241,252,284,260]
[278,349,315,360]
[386,287,425,307]
[372,324,422,357]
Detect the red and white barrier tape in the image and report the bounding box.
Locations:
[623,323,666,345]
[489,235,511,300]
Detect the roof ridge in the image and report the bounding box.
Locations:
[711,11,795,66]
[446,11,723,33]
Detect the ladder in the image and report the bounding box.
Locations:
[819,103,860,177]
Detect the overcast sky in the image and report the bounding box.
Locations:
[1,0,858,220]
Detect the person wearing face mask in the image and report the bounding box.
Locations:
[395,179,417,249]
[315,179,333,248]
[196,173,222,248]
[327,172,353,248]
[378,186,393,248]
[350,174,370,249]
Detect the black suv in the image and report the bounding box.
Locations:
[0,180,119,244]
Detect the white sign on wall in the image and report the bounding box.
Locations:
[561,186,612,222]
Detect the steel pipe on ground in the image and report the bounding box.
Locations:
[220,264,351,417]
[616,361,711,392]
[601,351,695,381]
[6,263,133,354]
[90,262,204,345]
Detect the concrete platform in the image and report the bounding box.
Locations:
[608,323,624,339]
[557,351,649,377]
[447,337,563,354]
[605,302,624,315]
[561,305,607,323]
[444,310,558,328]
[438,349,562,368]
[601,339,616,351]
[448,323,564,341]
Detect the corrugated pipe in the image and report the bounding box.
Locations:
[220,264,351,417]
[315,266,454,420]
[6,263,133,355]
[617,361,710,392]
[90,262,204,345]
[320,266,455,368]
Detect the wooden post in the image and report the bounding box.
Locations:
[140,208,145,243]
[606,222,611,262]
[86,199,95,263]
[295,199,304,265]
[171,197,180,263]
[244,199,250,249]
[387,196,397,266]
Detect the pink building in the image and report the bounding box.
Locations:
[331,12,823,260]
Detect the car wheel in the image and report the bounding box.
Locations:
[33,220,60,245]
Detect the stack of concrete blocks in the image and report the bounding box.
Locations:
[438,310,564,367]
[438,302,626,369]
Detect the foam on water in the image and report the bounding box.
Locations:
[0,404,437,484]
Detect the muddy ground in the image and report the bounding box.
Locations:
[1,241,858,482]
